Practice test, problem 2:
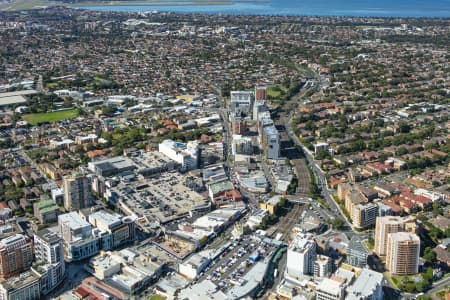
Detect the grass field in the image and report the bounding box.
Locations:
[267,85,288,99]
[22,109,79,126]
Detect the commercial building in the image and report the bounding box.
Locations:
[33,229,65,295]
[88,211,136,249]
[259,195,282,215]
[0,234,33,280]
[158,140,199,171]
[316,277,345,300]
[245,209,269,230]
[352,202,378,229]
[63,173,91,211]
[0,270,41,300]
[386,232,420,275]
[178,251,212,279]
[286,236,316,278]
[88,156,136,177]
[58,212,99,261]
[58,210,136,262]
[346,269,383,300]
[58,212,92,243]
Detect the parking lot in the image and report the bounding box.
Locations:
[197,235,279,293]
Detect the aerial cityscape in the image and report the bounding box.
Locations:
[0,2,449,300]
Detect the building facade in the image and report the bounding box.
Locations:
[262,125,280,160]
[286,237,316,278]
[0,270,41,300]
[33,229,66,294]
[0,234,33,280]
[158,140,199,171]
[346,268,383,300]
[352,203,378,229]
[63,173,91,211]
[386,232,420,275]
[347,236,368,268]
[374,216,406,256]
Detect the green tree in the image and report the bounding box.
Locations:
[423,247,436,263]
[332,218,344,230]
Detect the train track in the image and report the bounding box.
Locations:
[270,204,303,242]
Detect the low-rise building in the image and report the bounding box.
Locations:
[178,250,212,279]
[346,269,383,300]
[34,200,60,224]
[316,277,345,300]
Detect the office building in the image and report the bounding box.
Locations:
[352,203,378,229]
[386,232,420,275]
[286,237,316,278]
[0,234,33,280]
[346,269,383,300]
[374,216,408,256]
[63,173,91,211]
[347,236,368,268]
[158,140,199,171]
[33,229,65,294]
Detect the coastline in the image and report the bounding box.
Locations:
[1,0,449,18]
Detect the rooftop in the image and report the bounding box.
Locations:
[346,269,383,300]
[209,180,234,195]
[0,270,39,291]
[35,228,61,244]
[58,212,91,230]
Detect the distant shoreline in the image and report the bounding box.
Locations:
[70,0,270,7]
[1,0,449,18]
[71,1,235,7]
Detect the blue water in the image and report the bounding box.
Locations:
[77,0,450,18]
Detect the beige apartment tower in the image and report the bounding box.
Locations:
[386,232,420,275]
[374,216,412,256]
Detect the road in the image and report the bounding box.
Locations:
[282,79,354,231]
[427,276,450,300]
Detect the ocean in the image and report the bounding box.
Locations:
[76,0,450,18]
